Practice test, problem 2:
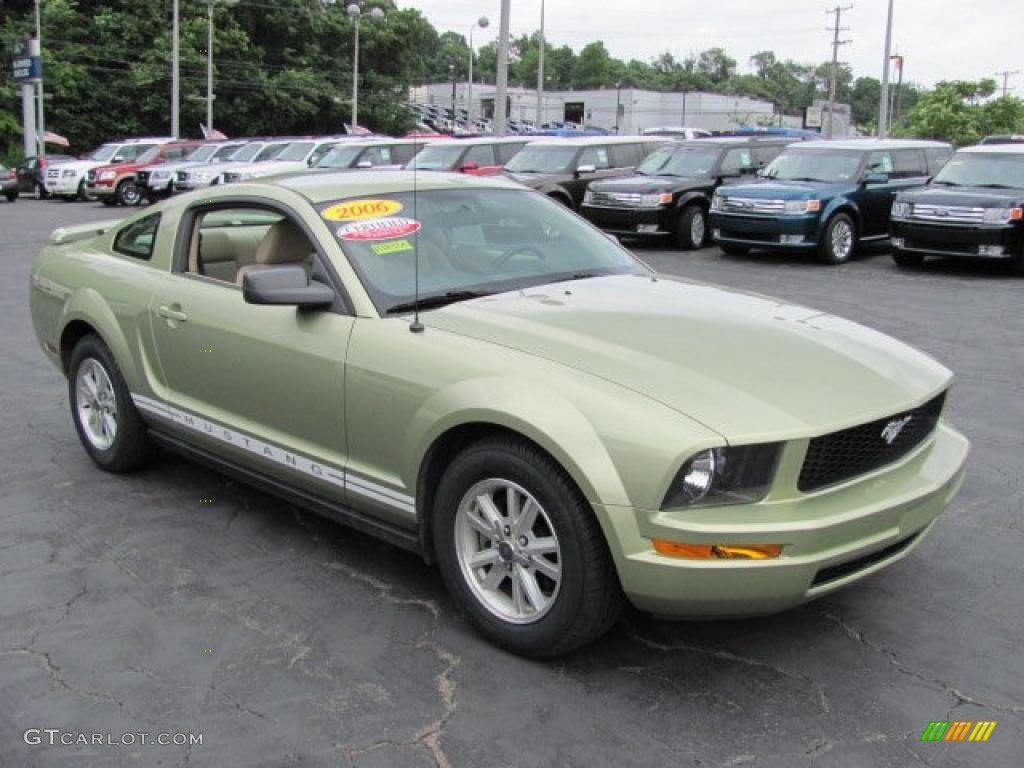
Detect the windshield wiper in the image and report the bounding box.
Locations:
[386,290,491,315]
[931,180,960,186]
[786,176,827,183]
[973,183,1017,189]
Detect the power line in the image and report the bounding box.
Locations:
[825,4,852,139]
[994,69,1019,98]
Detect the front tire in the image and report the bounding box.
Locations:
[892,250,924,269]
[675,205,708,250]
[115,179,141,206]
[433,436,623,657]
[819,213,856,264]
[68,335,152,473]
[4,190,16,203]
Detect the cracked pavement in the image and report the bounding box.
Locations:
[1,200,1021,767]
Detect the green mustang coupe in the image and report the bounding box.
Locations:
[30,171,969,656]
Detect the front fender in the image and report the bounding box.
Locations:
[676,190,710,212]
[822,196,862,235]
[59,288,140,384]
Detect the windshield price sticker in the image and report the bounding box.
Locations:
[322,199,403,221]
[337,217,422,242]
[371,239,415,255]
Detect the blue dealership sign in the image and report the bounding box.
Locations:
[12,39,42,83]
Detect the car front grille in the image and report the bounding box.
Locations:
[719,197,786,215]
[86,170,96,183]
[589,191,646,207]
[911,204,985,224]
[811,532,920,587]
[798,392,946,493]
[222,172,241,183]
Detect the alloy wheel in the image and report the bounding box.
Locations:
[454,478,562,624]
[691,211,706,248]
[831,219,853,261]
[75,358,118,451]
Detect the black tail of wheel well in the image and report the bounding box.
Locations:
[59,320,99,374]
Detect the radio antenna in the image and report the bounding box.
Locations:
[410,135,424,333]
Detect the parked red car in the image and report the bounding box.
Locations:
[405,137,530,176]
[87,140,204,206]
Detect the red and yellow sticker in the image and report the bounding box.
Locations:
[336,217,422,242]
[322,198,403,222]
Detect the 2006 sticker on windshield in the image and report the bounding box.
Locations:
[336,217,422,242]
[322,199,403,221]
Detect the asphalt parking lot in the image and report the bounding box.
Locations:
[1,198,1021,768]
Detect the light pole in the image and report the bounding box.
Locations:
[494,0,511,136]
[878,0,894,137]
[615,82,622,134]
[467,15,489,130]
[34,0,45,157]
[536,0,545,128]
[206,0,239,134]
[172,0,180,137]
[449,63,457,130]
[344,3,385,131]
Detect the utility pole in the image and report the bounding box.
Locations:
[494,0,511,136]
[536,0,545,128]
[878,0,894,137]
[825,5,852,139]
[34,0,45,156]
[171,0,180,137]
[995,70,1019,98]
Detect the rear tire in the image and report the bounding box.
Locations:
[115,179,141,206]
[68,335,153,473]
[433,436,623,657]
[675,205,708,250]
[892,250,925,269]
[819,213,856,264]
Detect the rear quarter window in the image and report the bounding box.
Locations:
[465,144,497,166]
[925,147,954,174]
[608,144,640,168]
[113,214,161,261]
[893,149,928,178]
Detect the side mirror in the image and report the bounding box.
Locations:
[242,266,335,308]
[357,160,374,169]
[460,161,480,172]
[863,172,889,185]
[576,164,597,176]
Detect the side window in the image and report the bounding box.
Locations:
[113,214,161,261]
[309,144,335,166]
[720,148,754,176]
[893,149,927,178]
[579,146,610,169]
[866,151,894,175]
[608,144,638,168]
[187,207,314,286]
[464,144,497,166]
[925,147,953,174]
[163,147,186,161]
[496,143,525,164]
[754,145,786,168]
[392,144,417,165]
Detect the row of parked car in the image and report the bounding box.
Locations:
[6,129,1023,272]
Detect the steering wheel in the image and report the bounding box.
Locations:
[448,245,545,274]
[491,245,545,269]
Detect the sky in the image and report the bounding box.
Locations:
[403,0,1021,92]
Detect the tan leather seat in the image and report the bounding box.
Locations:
[235,219,314,285]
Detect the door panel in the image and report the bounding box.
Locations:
[147,275,353,498]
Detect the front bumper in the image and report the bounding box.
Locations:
[710,211,822,250]
[891,219,1022,260]
[580,203,674,236]
[141,178,173,195]
[46,176,83,195]
[87,178,118,198]
[599,421,968,617]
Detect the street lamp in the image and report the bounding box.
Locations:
[342,2,385,131]
[449,63,457,131]
[206,0,239,134]
[878,0,895,137]
[467,15,489,129]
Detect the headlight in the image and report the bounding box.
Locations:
[662,444,782,509]
[98,171,117,181]
[152,171,169,180]
[891,201,911,219]
[711,194,723,211]
[641,192,674,207]
[783,199,821,215]
[194,172,211,181]
[983,207,1023,224]
[583,188,594,204]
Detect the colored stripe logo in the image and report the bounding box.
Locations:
[920,721,996,742]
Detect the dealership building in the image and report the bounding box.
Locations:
[410,83,850,136]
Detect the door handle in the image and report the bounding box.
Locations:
[156,305,188,323]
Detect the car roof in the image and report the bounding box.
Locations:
[330,138,420,148]
[424,137,530,147]
[789,138,950,151]
[526,135,667,147]
[959,143,1024,155]
[672,137,793,147]
[274,169,523,203]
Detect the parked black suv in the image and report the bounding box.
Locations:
[504,137,668,210]
[890,144,1024,273]
[580,138,795,249]
[709,139,952,264]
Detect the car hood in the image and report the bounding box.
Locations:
[897,185,1024,207]
[143,159,201,174]
[92,160,153,174]
[590,175,702,194]
[505,172,569,189]
[56,159,110,174]
[247,160,309,176]
[720,180,851,200]
[421,274,951,443]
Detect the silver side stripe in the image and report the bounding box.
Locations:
[131,395,415,515]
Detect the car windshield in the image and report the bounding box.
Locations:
[88,144,120,162]
[275,141,316,162]
[932,153,1024,188]
[637,146,719,177]
[212,143,244,161]
[254,143,288,161]
[324,188,642,314]
[407,145,466,170]
[136,146,162,163]
[185,144,220,162]
[504,146,578,174]
[317,145,365,168]
[762,149,863,183]
[228,143,263,162]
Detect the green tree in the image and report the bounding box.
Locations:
[899,79,1021,145]
[575,41,613,89]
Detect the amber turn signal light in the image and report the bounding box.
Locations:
[652,539,783,560]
